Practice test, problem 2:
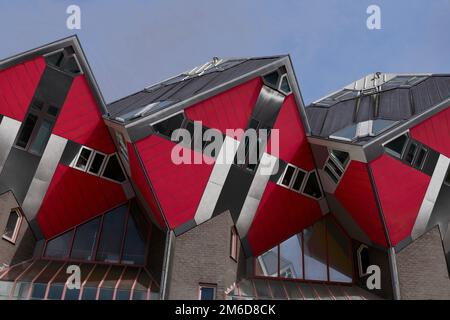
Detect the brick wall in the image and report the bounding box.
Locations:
[397,227,450,299]
[166,211,245,300]
[0,191,36,268]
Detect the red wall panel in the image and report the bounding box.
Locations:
[370,155,430,246]
[410,106,450,158]
[185,77,262,140]
[128,142,166,228]
[0,56,46,121]
[247,181,322,256]
[53,75,116,154]
[135,135,214,229]
[37,164,127,238]
[335,161,387,247]
[267,94,316,171]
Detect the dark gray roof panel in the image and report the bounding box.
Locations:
[306,74,450,143]
[305,107,328,136]
[320,99,356,137]
[378,88,412,120]
[107,56,284,122]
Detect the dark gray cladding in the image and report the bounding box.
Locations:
[306,75,450,144]
[107,56,284,122]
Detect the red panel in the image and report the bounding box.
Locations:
[136,135,214,229]
[128,142,165,228]
[36,164,127,238]
[370,155,430,246]
[247,181,322,256]
[335,161,387,247]
[0,56,46,121]
[185,77,262,140]
[53,75,116,154]
[267,94,316,171]
[410,106,450,158]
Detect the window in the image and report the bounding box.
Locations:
[291,170,306,192]
[115,131,129,165]
[324,149,350,184]
[15,99,58,156]
[46,50,81,75]
[74,147,93,171]
[121,202,149,265]
[2,208,23,243]
[44,230,74,258]
[263,71,279,87]
[70,216,101,260]
[199,284,216,300]
[404,142,418,165]
[88,152,106,175]
[357,245,370,277]
[414,147,428,169]
[303,171,323,199]
[230,227,239,261]
[152,113,185,139]
[279,74,292,95]
[96,206,128,263]
[101,154,127,183]
[384,133,408,158]
[280,165,296,187]
[254,216,352,283]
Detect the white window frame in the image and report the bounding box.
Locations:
[381,130,410,159]
[100,153,128,184]
[2,208,23,244]
[278,73,292,95]
[300,170,324,200]
[323,149,350,185]
[357,244,370,277]
[71,146,95,172]
[277,164,297,189]
[87,150,107,176]
[290,168,308,193]
[230,227,239,261]
[198,284,217,300]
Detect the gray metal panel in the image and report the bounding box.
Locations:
[251,85,285,127]
[59,140,82,166]
[411,154,449,240]
[22,135,67,223]
[194,137,239,225]
[411,77,442,114]
[305,107,327,136]
[236,153,278,238]
[0,148,40,204]
[0,117,21,173]
[378,89,412,120]
[355,95,373,122]
[320,99,356,137]
[435,76,450,99]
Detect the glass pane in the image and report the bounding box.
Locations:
[45,230,74,258]
[330,150,349,168]
[0,281,14,298]
[116,289,131,300]
[303,172,323,199]
[29,119,54,155]
[98,288,114,300]
[13,282,30,300]
[414,147,427,169]
[102,154,126,183]
[280,76,291,93]
[255,246,279,277]
[267,280,286,298]
[71,216,101,261]
[281,166,295,187]
[153,113,184,138]
[330,124,357,141]
[253,280,270,298]
[75,148,92,171]
[16,113,38,148]
[291,170,306,192]
[304,220,328,281]
[30,283,47,300]
[263,72,279,87]
[96,206,127,263]
[404,142,418,165]
[132,290,147,300]
[283,281,302,299]
[47,284,64,300]
[384,134,408,158]
[121,203,148,265]
[372,119,397,136]
[64,288,80,300]
[81,287,97,300]
[200,287,215,300]
[88,153,106,175]
[3,210,19,239]
[279,234,303,279]
[326,218,353,283]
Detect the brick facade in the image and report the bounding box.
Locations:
[166,211,246,299]
[396,227,450,299]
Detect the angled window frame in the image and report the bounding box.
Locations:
[71,146,95,172]
[229,227,239,262]
[301,170,324,200]
[382,131,410,159]
[87,151,108,176]
[2,208,24,244]
[356,244,370,277]
[100,153,128,184]
[198,283,217,300]
[278,73,292,95]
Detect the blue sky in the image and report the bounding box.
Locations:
[1,0,449,105]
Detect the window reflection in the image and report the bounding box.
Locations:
[303,221,328,281]
[44,230,74,258]
[255,247,278,277]
[96,206,127,263]
[70,216,101,261]
[279,235,302,279]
